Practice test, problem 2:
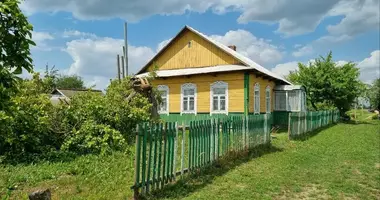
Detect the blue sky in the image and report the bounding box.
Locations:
[22,0,380,89]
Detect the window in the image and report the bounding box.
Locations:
[157,85,169,114]
[181,83,197,114]
[288,90,300,111]
[274,91,286,111]
[265,86,271,113]
[254,83,260,114]
[210,81,228,114]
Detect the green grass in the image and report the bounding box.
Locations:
[347,109,378,121]
[1,120,379,199]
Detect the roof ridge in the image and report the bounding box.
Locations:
[136,25,291,84]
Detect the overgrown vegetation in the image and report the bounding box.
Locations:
[0,74,153,163]
[1,112,378,199]
[366,78,380,110]
[0,0,35,110]
[288,52,365,114]
[0,0,156,163]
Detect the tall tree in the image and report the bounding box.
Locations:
[56,75,85,89]
[287,52,364,114]
[368,78,380,110]
[0,0,35,109]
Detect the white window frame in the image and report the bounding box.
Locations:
[274,91,287,111]
[181,83,197,115]
[210,81,228,115]
[254,83,260,114]
[265,86,271,113]
[157,85,169,115]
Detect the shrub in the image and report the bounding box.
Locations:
[61,120,126,155]
[54,78,153,155]
[0,75,57,161]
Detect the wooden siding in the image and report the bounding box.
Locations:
[152,72,244,113]
[249,74,276,113]
[147,30,241,71]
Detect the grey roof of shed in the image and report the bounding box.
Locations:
[274,85,305,91]
[52,88,103,98]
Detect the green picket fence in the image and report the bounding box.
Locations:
[288,110,340,138]
[132,114,271,196]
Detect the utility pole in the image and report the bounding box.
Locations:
[124,22,128,76]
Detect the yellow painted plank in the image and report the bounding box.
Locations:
[249,74,276,113]
[147,30,241,71]
[152,72,244,113]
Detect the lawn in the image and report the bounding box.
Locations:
[1,120,379,199]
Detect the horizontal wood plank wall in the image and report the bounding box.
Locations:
[249,74,276,113]
[148,30,241,71]
[153,72,244,113]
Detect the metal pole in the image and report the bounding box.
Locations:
[124,22,128,76]
[117,54,121,81]
[121,55,125,78]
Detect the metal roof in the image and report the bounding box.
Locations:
[52,88,103,98]
[136,65,252,78]
[274,85,305,91]
[136,25,291,85]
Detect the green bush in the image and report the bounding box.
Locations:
[54,78,152,155]
[1,75,154,162]
[61,120,126,155]
[0,75,57,161]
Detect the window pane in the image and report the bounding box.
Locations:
[183,98,188,111]
[189,98,194,110]
[161,90,167,97]
[213,98,218,111]
[184,88,194,96]
[220,98,226,110]
[213,87,225,95]
[160,98,167,111]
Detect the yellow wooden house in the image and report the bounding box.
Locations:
[136,26,305,122]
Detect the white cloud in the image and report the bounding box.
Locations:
[327,0,380,36]
[210,29,283,65]
[272,61,299,77]
[357,50,380,83]
[292,46,314,57]
[21,0,378,37]
[156,38,172,52]
[65,37,155,90]
[31,31,55,51]
[62,30,97,38]
[291,34,352,58]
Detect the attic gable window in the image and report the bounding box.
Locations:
[181,83,197,114]
[157,85,169,115]
[210,81,228,114]
[254,83,260,114]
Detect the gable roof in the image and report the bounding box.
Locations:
[51,88,103,98]
[136,25,291,85]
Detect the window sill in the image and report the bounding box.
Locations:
[181,111,196,115]
[210,111,228,115]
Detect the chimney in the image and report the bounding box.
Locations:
[228,45,237,51]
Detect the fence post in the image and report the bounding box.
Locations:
[297,112,301,136]
[264,114,268,144]
[134,125,141,200]
[287,113,291,140]
[173,122,178,181]
[304,112,307,134]
[181,122,185,178]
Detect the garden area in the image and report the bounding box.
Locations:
[1,112,379,199]
[1,1,380,199]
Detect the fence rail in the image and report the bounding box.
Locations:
[288,110,340,138]
[132,114,272,197]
